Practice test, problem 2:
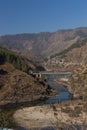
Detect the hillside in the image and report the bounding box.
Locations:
[51,38,87,64]
[64,43,87,64]
[0,63,49,106]
[0,48,50,106]
[69,65,87,100]
[0,47,36,72]
[0,27,87,60]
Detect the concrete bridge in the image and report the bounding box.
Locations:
[33,72,72,79]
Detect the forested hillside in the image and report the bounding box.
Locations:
[0,47,31,72]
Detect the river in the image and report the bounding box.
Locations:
[45,79,70,104]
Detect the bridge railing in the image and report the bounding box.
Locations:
[41,73,72,79]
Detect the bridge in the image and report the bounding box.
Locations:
[33,72,72,79]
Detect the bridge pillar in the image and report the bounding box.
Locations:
[36,73,42,78]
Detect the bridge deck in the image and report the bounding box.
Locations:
[33,72,72,79]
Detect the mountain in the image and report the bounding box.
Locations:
[0,27,87,61]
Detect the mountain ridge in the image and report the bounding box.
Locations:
[0,27,87,61]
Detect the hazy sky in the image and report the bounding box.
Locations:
[0,0,87,35]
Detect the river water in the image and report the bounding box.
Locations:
[45,79,70,104]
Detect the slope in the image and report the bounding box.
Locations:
[0,48,49,106]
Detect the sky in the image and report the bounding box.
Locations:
[0,0,87,35]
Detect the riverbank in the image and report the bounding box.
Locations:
[14,100,87,130]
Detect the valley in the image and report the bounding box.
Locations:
[0,27,87,130]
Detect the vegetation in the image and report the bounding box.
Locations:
[0,109,17,128]
[0,47,29,72]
